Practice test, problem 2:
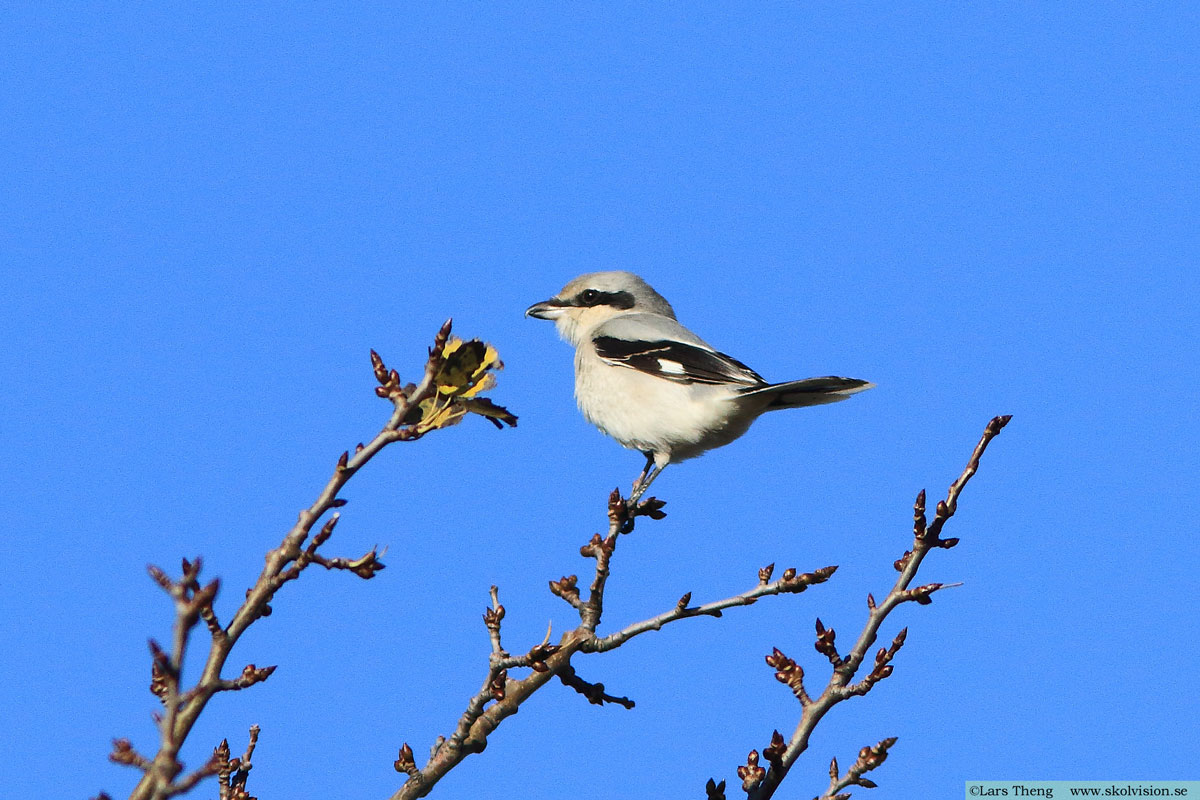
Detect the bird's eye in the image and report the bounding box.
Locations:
[579,289,601,306]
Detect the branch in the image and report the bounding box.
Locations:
[558,664,636,709]
[113,322,515,800]
[720,414,1010,800]
[389,489,838,800]
[213,726,260,800]
[814,736,897,799]
[586,563,837,654]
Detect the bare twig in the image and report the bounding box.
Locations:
[388,490,839,800]
[115,322,514,800]
[586,564,837,654]
[484,585,507,656]
[718,414,1010,800]
[213,726,260,800]
[816,737,897,799]
[557,664,636,709]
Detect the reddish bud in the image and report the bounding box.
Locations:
[394,742,416,774]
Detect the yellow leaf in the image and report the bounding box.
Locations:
[407,336,516,433]
[414,396,466,432]
[434,338,503,397]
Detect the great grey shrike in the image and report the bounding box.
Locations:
[525,271,873,500]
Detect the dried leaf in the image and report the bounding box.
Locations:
[435,338,503,398]
[409,338,517,432]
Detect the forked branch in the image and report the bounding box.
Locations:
[110,322,514,800]
[389,489,840,800]
[724,415,1011,799]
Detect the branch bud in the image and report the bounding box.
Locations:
[814,618,842,667]
[913,489,927,539]
[109,739,152,771]
[483,604,505,631]
[764,729,786,766]
[549,575,580,604]
[231,663,277,690]
[526,642,561,673]
[370,350,388,384]
[394,742,418,775]
[737,750,765,791]
[311,513,340,550]
[147,564,173,593]
[489,670,508,701]
[766,648,808,703]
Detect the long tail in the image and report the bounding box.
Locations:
[740,376,875,409]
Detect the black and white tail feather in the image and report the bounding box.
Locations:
[744,376,874,408]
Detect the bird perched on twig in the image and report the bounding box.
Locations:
[525,271,873,502]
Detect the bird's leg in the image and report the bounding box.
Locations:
[630,453,665,504]
[631,452,655,492]
[632,465,663,501]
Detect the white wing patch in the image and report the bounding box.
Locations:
[656,358,686,375]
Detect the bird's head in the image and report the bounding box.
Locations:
[525,271,676,346]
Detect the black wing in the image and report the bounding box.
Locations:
[593,336,764,386]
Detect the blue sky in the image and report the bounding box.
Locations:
[2,3,1197,799]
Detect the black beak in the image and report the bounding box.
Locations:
[525,298,569,319]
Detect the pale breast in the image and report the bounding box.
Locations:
[573,344,756,462]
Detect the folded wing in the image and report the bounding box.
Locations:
[593,336,765,386]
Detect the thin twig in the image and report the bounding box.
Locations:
[815,737,897,799]
[558,664,636,709]
[120,321,517,800]
[586,565,837,653]
[729,415,1010,800]
[388,490,838,800]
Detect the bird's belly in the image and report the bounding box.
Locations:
[574,360,754,462]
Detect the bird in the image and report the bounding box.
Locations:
[525,271,874,502]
